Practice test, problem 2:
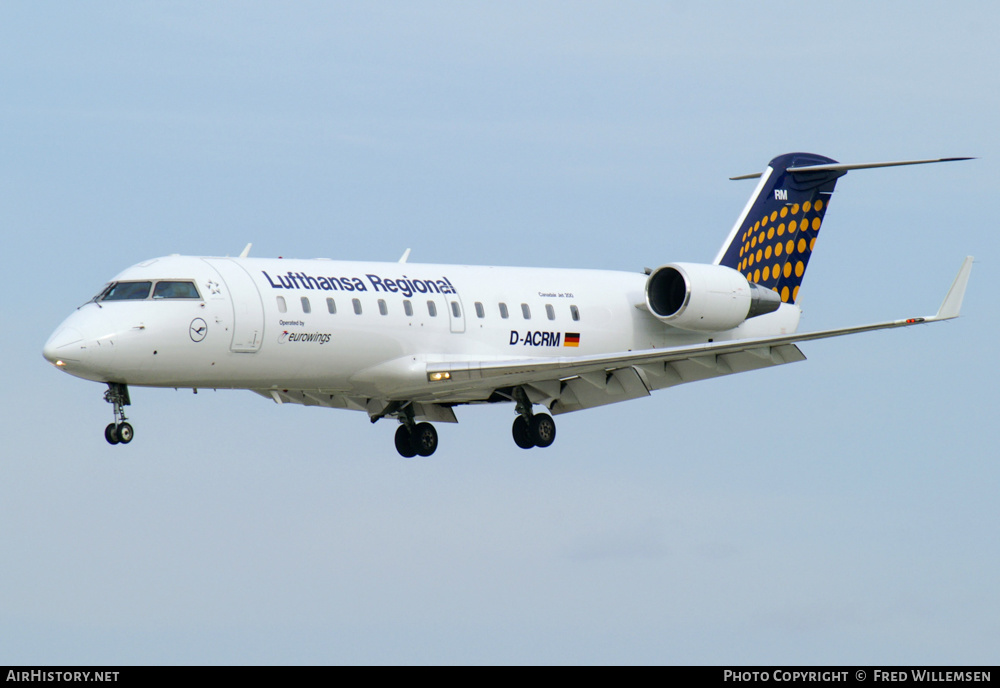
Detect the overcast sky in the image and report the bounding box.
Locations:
[2,1,997,665]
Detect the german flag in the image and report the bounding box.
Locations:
[564,332,580,347]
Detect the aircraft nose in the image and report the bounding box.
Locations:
[44,305,129,382]
[42,327,83,363]
[43,327,85,365]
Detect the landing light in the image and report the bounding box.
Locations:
[428,371,451,382]
[55,360,66,367]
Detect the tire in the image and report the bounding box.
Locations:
[116,422,134,444]
[105,423,120,445]
[412,422,438,457]
[529,413,556,448]
[395,425,417,458]
[512,416,535,449]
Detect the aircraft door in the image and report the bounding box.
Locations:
[447,294,466,334]
[203,258,265,352]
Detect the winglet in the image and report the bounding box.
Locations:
[398,248,411,264]
[239,243,253,258]
[931,256,974,321]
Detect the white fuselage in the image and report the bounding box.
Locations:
[43,255,802,402]
[40,153,972,455]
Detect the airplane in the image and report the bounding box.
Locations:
[42,152,974,457]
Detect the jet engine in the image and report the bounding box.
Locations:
[644,262,781,332]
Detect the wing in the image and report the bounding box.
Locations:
[254,258,971,420]
[421,257,973,414]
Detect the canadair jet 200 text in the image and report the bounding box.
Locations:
[43,153,974,457]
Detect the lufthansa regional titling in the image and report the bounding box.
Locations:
[263,271,457,298]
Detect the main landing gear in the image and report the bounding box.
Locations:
[385,402,439,458]
[103,382,134,445]
[394,422,438,458]
[511,387,556,450]
[380,387,558,457]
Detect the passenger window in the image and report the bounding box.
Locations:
[326,298,337,314]
[427,301,437,317]
[277,296,287,314]
[475,302,485,318]
[521,303,531,320]
[403,300,413,316]
[570,305,580,321]
[153,281,200,299]
[353,298,362,315]
[378,299,388,316]
[499,303,509,319]
[451,301,461,318]
[545,304,555,320]
[102,281,152,301]
[301,297,311,314]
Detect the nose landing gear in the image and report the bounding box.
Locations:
[103,382,134,445]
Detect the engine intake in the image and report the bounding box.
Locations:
[645,262,780,332]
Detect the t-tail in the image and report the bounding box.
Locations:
[714,152,972,305]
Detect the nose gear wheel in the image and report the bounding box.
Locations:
[103,383,134,445]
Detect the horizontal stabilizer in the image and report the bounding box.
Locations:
[731,156,973,180]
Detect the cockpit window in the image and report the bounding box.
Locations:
[101,281,152,301]
[153,281,201,299]
[91,284,114,302]
[97,280,201,302]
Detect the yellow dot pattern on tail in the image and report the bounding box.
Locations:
[718,153,844,305]
[735,199,826,302]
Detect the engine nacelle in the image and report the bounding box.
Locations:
[644,262,781,332]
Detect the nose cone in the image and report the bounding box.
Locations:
[43,305,129,382]
[43,327,85,365]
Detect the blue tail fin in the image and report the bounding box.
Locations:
[715,152,845,305]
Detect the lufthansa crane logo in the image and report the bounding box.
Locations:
[189,318,208,342]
